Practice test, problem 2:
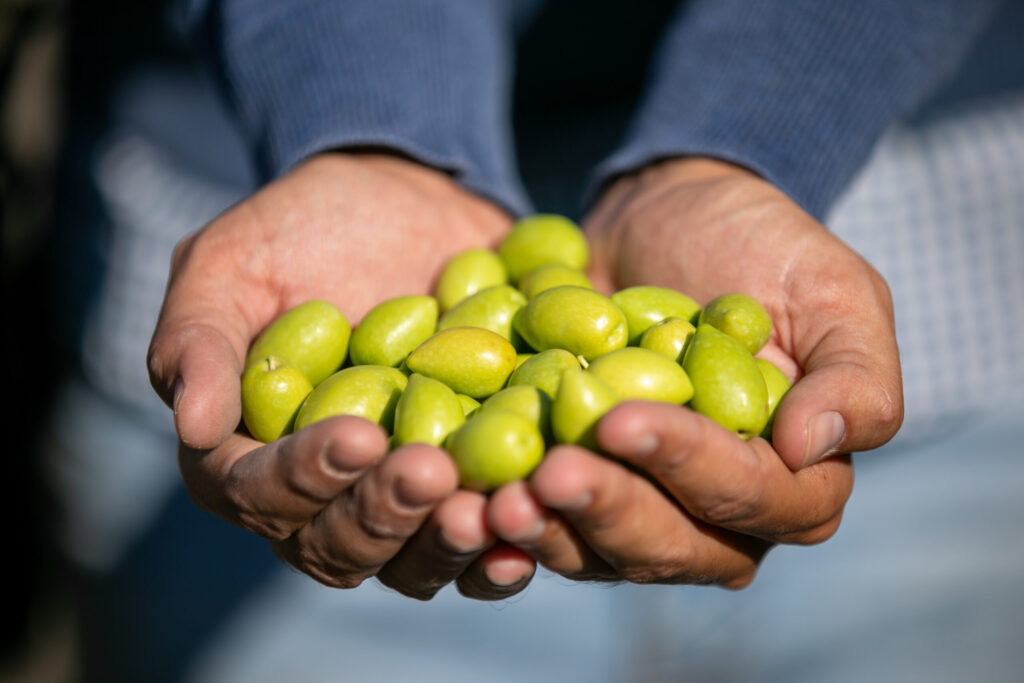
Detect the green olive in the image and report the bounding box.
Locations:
[457,393,482,417]
[756,358,792,439]
[437,285,526,345]
[518,264,593,299]
[514,353,534,370]
[294,365,408,432]
[241,356,314,443]
[638,317,696,363]
[480,385,553,444]
[498,214,589,283]
[587,347,694,404]
[246,300,350,387]
[551,368,620,449]
[435,248,508,312]
[506,348,581,399]
[446,411,545,492]
[610,286,702,345]
[392,373,465,447]
[513,286,628,361]
[405,327,517,399]
[348,295,438,368]
[699,293,773,354]
[682,324,769,439]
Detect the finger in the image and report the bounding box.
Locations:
[487,481,616,581]
[529,446,769,587]
[376,490,494,601]
[773,349,903,470]
[270,443,458,589]
[597,402,852,544]
[179,415,389,539]
[455,543,537,601]
[775,262,904,469]
[148,228,277,450]
[149,321,248,450]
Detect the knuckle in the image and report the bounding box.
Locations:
[378,575,441,602]
[334,533,390,574]
[782,513,844,546]
[353,490,421,542]
[222,474,292,541]
[291,542,369,589]
[865,265,895,313]
[691,474,764,528]
[873,382,905,438]
[613,538,700,585]
[277,447,336,507]
[684,448,765,528]
[169,233,198,271]
[719,566,759,591]
[618,563,680,585]
[356,512,410,543]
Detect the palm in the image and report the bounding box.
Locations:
[177,153,511,335]
[584,157,901,468]
[481,159,901,588]
[147,153,532,600]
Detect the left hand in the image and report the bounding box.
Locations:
[486,157,903,587]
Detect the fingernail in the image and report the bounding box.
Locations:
[392,476,438,511]
[548,490,592,512]
[802,411,846,467]
[486,561,535,588]
[509,517,546,544]
[172,377,184,414]
[489,570,533,589]
[438,528,486,554]
[620,433,659,458]
[320,440,374,476]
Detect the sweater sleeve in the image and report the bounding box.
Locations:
[592,0,1004,220]
[179,0,530,215]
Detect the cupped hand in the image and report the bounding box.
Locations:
[147,152,534,600]
[488,157,903,587]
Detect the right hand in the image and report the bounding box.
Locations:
[147,152,534,600]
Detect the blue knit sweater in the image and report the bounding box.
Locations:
[179,0,1013,219]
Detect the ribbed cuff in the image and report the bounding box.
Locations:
[592,0,1001,220]
[211,0,530,215]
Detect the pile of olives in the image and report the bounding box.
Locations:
[241,214,791,491]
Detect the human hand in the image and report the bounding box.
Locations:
[147,152,534,600]
[487,157,903,587]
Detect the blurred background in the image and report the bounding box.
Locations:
[2,0,69,680]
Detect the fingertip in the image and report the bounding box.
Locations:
[481,543,536,587]
[529,446,596,511]
[770,383,824,471]
[150,322,247,450]
[455,543,536,601]
[487,481,546,543]
[313,416,390,473]
[436,490,493,553]
[596,402,672,458]
[772,361,902,469]
[386,443,460,508]
[177,355,244,450]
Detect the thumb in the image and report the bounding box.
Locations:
[147,233,274,450]
[771,336,904,471]
[148,321,246,450]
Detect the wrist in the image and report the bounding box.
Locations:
[603,156,757,207]
[300,149,514,236]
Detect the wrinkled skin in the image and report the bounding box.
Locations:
[149,151,903,598]
[486,157,903,588]
[148,153,534,600]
